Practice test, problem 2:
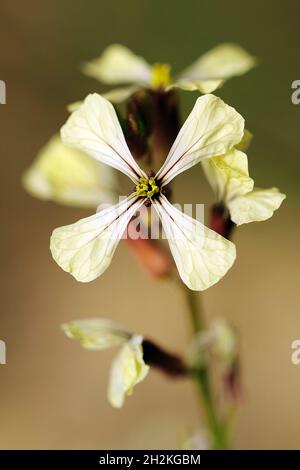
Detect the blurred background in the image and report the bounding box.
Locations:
[0,0,299,449]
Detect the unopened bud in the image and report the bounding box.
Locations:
[210,203,235,240]
[143,339,187,377]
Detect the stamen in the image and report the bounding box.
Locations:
[135,176,160,201]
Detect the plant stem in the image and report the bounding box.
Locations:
[183,286,229,450]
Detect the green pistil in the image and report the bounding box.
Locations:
[136,176,160,199]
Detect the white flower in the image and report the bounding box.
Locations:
[81,43,256,102]
[63,319,149,408]
[189,319,237,369]
[22,135,117,208]
[202,143,286,225]
[51,93,245,290]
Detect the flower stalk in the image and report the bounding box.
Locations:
[183,286,230,450]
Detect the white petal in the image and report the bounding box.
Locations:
[22,135,118,208]
[50,195,143,282]
[153,196,236,291]
[228,187,286,225]
[62,318,131,350]
[177,43,256,93]
[61,93,145,183]
[103,86,139,103]
[235,129,253,152]
[156,95,244,186]
[81,44,151,85]
[171,80,224,94]
[201,149,254,202]
[67,87,138,111]
[108,335,149,408]
[67,101,82,113]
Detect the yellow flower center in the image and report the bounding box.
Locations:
[135,176,160,199]
[151,63,171,89]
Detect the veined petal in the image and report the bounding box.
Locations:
[50,194,144,282]
[177,43,256,93]
[82,44,151,85]
[108,335,149,408]
[201,149,254,202]
[61,93,145,183]
[156,95,244,186]
[62,318,131,350]
[153,196,236,291]
[22,135,118,208]
[228,187,286,225]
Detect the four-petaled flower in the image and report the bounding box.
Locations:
[63,319,149,408]
[50,93,244,291]
[81,43,256,102]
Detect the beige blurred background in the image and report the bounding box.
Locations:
[0,0,299,449]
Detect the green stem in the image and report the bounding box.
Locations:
[184,285,203,332]
[183,286,229,450]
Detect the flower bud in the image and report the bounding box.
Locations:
[142,339,187,377]
[210,203,235,240]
